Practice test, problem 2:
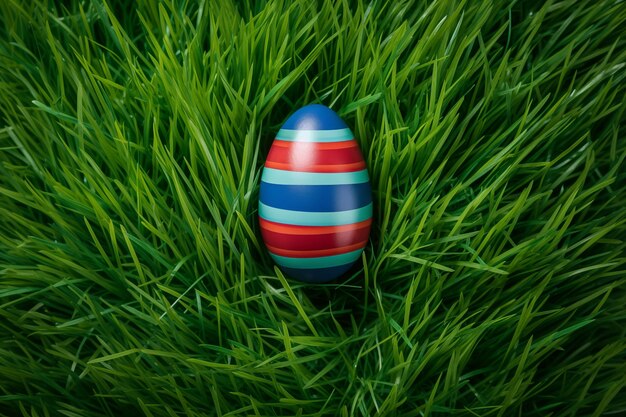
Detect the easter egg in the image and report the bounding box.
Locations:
[259,104,372,283]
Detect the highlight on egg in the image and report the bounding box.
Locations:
[258,104,372,283]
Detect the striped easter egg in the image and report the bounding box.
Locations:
[259,104,372,283]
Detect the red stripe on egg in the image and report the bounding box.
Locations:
[259,218,372,235]
[260,220,371,251]
[264,160,366,172]
[266,142,364,167]
[265,240,368,258]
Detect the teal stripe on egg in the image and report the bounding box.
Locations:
[259,202,373,226]
[261,168,370,185]
[276,128,353,142]
[269,249,364,269]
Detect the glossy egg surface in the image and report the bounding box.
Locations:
[259,104,372,282]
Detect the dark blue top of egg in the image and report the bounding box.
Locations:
[281,104,348,130]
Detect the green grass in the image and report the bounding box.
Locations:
[1,0,625,415]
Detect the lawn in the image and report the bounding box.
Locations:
[1,0,625,416]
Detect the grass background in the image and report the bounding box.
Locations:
[1,0,625,416]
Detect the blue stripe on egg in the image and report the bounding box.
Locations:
[259,182,372,212]
[278,264,356,283]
